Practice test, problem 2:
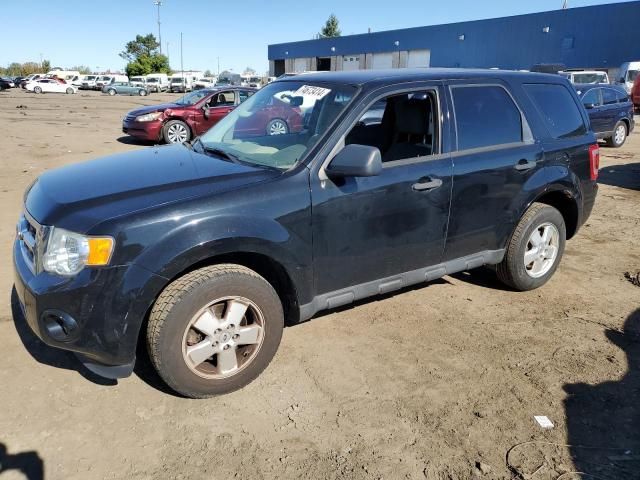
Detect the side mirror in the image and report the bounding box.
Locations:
[289,96,304,107]
[203,106,210,119]
[326,144,382,178]
[620,78,625,84]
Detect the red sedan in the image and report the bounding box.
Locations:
[122,87,304,144]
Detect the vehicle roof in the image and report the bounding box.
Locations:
[274,68,565,86]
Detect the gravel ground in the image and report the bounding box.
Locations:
[0,88,638,480]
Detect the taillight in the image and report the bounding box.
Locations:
[589,144,600,181]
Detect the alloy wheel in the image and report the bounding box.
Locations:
[268,119,288,136]
[166,123,189,143]
[524,223,560,278]
[182,297,265,379]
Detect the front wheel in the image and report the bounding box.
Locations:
[147,264,284,398]
[163,119,191,144]
[33,86,42,94]
[139,89,148,96]
[497,203,566,291]
[606,121,627,148]
[107,89,116,96]
[66,87,74,94]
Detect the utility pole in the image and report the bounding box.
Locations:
[154,1,163,54]
[217,57,220,76]
[562,0,568,9]
[180,32,184,78]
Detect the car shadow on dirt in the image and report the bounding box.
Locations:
[563,308,640,477]
[10,287,117,386]
[116,135,157,146]
[0,442,43,480]
[597,162,640,190]
[449,267,512,291]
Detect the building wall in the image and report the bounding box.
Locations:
[268,1,640,75]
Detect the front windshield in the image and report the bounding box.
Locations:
[87,76,96,80]
[628,70,639,82]
[574,73,606,84]
[175,89,211,105]
[199,81,357,171]
[171,78,184,84]
[147,78,158,83]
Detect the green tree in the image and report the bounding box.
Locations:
[204,69,213,78]
[319,14,341,38]
[41,59,51,72]
[120,34,171,76]
[71,65,92,74]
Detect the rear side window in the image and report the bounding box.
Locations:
[524,84,586,139]
[581,89,601,107]
[615,90,629,103]
[451,85,523,150]
[602,88,618,105]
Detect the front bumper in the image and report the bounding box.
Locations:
[122,118,163,141]
[13,237,166,378]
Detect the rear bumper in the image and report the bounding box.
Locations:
[13,237,167,377]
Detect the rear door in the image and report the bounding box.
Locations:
[600,87,621,133]
[443,81,545,261]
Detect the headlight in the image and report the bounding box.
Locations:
[136,112,163,122]
[43,228,114,276]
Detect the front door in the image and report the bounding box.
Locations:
[310,85,453,295]
[194,90,237,136]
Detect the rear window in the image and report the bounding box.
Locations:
[615,90,629,103]
[523,84,586,139]
[451,85,523,150]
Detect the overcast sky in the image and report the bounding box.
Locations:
[0,0,631,74]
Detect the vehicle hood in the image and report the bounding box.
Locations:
[129,102,189,116]
[25,144,281,233]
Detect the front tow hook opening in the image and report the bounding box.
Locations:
[41,310,79,342]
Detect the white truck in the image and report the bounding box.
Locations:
[145,73,170,92]
[169,71,203,93]
[617,61,640,94]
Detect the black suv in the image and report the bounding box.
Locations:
[14,69,599,398]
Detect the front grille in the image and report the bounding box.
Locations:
[17,212,45,274]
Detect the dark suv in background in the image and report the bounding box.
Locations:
[575,84,635,147]
[14,69,599,398]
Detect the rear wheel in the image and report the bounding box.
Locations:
[107,88,116,96]
[497,203,566,291]
[33,86,42,94]
[139,89,148,96]
[147,264,284,398]
[266,118,289,136]
[606,121,627,148]
[163,119,191,144]
[65,87,74,94]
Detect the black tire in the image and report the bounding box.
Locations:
[33,86,42,94]
[147,264,284,398]
[496,203,566,291]
[107,88,116,96]
[139,89,147,96]
[162,119,191,144]
[606,121,627,148]
[66,87,74,94]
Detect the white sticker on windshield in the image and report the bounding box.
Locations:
[292,85,332,100]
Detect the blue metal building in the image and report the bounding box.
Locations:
[268,1,639,76]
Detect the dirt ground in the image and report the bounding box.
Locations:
[0,88,638,480]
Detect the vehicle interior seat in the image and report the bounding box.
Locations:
[382,96,433,162]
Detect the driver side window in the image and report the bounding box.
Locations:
[345,91,439,163]
[210,91,236,107]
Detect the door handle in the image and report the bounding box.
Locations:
[412,177,443,192]
[515,159,537,171]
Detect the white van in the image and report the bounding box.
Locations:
[169,74,193,93]
[95,74,129,90]
[130,76,148,88]
[146,73,169,92]
[47,70,80,81]
[617,61,640,94]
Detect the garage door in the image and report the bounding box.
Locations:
[342,55,360,71]
[293,58,307,72]
[407,49,431,68]
[372,52,393,70]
